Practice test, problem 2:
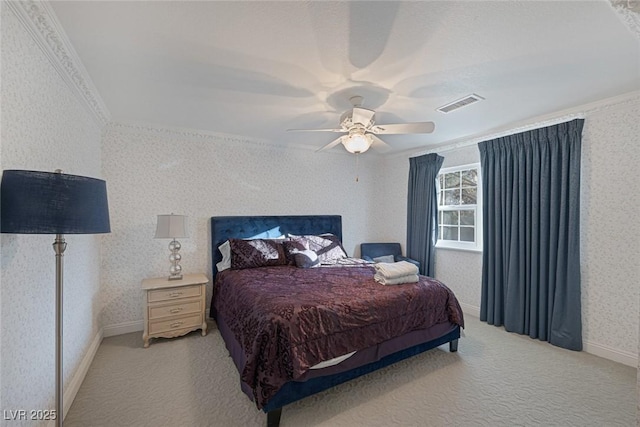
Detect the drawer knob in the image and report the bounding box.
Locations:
[169,308,183,313]
[170,321,184,328]
[168,291,183,297]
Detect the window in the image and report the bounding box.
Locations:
[436,163,482,251]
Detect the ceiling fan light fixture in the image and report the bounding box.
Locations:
[342,132,372,154]
[289,95,434,154]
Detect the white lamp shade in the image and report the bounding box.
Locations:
[343,133,372,154]
[155,214,188,239]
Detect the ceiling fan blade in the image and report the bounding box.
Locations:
[369,134,393,154]
[287,128,344,132]
[371,121,435,134]
[316,136,344,152]
[351,107,375,127]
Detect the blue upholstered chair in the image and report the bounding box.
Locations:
[360,243,420,270]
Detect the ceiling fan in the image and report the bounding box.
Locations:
[287,96,435,154]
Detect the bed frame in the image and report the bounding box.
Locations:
[209,215,460,427]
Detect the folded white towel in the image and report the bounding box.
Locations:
[373,260,419,279]
[374,273,419,285]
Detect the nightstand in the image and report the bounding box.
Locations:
[141,273,209,348]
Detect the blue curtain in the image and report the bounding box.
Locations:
[478,119,584,351]
[407,153,444,276]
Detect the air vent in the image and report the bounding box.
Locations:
[437,94,484,114]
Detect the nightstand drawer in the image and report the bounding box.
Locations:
[147,284,201,303]
[148,313,202,335]
[148,299,201,320]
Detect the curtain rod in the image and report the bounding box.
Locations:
[410,113,585,157]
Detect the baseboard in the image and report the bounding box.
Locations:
[103,309,211,338]
[47,328,104,425]
[583,340,637,368]
[103,307,637,368]
[459,303,637,367]
[103,320,144,338]
[459,303,480,318]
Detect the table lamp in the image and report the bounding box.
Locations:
[154,214,188,280]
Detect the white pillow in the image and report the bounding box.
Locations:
[216,240,231,272]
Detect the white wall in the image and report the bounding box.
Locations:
[376,93,640,365]
[100,123,383,330]
[0,4,105,423]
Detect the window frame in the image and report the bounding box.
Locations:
[435,163,483,252]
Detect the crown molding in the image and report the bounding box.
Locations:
[105,121,388,157]
[6,0,111,126]
[609,0,640,41]
[105,120,305,151]
[106,121,266,146]
[400,90,640,158]
[105,120,358,155]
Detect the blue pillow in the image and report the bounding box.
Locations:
[247,226,282,239]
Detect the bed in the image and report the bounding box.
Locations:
[209,215,464,427]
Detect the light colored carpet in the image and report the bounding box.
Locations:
[65,315,636,427]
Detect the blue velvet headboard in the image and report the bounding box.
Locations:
[210,215,342,278]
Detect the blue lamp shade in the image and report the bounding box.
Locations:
[1,170,110,234]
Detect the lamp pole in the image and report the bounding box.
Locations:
[53,233,66,427]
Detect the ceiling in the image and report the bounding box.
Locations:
[50,1,639,154]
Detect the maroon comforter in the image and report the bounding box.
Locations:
[213,264,464,408]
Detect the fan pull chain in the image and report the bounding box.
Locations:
[355,153,359,182]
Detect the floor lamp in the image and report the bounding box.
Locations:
[1,169,110,427]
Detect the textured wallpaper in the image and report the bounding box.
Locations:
[579,96,640,355]
[378,95,640,359]
[100,123,383,327]
[1,7,104,424]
